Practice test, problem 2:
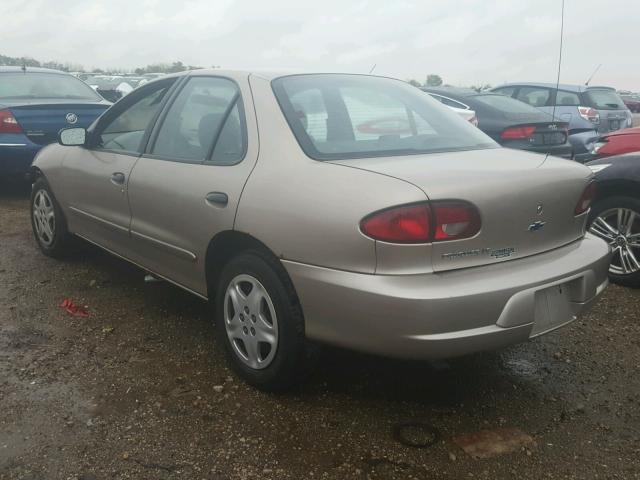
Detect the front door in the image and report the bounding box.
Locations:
[127,74,258,296]
[61,79,176,256]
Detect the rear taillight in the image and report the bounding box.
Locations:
[575,182,596,215]
[500,126,536,140]
[360,204,431,243]
[578,106,600,124]
[432,202,481,241]
[0,109,22,134]
[360,202,480,244]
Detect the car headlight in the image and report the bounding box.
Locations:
[588,163,611,173]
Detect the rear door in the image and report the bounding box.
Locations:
[62,78,177,256]
[126,74,258,296]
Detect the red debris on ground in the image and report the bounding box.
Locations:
[59,298,89,318]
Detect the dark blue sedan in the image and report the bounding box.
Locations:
[0,66,110,177]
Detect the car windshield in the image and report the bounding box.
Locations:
[272,74,496,161]
[585,89,626,110]
[0,72,102,100]
[471,94,545,114]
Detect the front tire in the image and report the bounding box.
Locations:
[215,251,308,391]
[30,177,72,258]
[588,195,640,287]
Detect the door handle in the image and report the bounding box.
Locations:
[111,172,126,185]
[205,192,228,208]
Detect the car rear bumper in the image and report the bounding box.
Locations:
[283,234,611,359]
[0,135,41,175]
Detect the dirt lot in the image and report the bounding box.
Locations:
[1,182,639,480]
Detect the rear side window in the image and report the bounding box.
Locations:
[273,74,495,161]
[555,90,580,106]
[584,89,626,110]
[516,87,551,107]
[0,72,101,101]
[151,77,245,164]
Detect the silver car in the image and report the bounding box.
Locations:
[29,70,611,391]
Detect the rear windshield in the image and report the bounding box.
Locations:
[0,72,102,100]
[585,89,626,110]
[272,74,496,161]
[471,94,545,114]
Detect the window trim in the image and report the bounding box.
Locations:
[142,75,248,166]
[87,77,181,157]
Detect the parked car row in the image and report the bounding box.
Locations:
[423,87,573,157]
[490,83,633,160]
[1,65,637,390]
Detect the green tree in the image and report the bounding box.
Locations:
[407,79,422,87]
[426,74,443,87]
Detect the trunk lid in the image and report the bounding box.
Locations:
[332,148,592,272]
[6,102,109,145]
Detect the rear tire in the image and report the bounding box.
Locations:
[214,250,308,391]
[588,195,640,287]
[30,177,73,258]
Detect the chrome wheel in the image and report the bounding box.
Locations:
[32,189,56,247]
[223,274,278,369]
[590,208,640,275]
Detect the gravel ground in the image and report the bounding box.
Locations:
[1,181,639,480]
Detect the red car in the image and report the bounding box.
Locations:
[591,127,640,159]
[621,95,640,113]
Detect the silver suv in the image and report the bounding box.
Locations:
[491,83,633,160]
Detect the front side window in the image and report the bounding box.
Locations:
[273,74,495,161]
[516,87,551,107]
[151,77,245,164]
[97,81,173,154]
[0,72,102,101]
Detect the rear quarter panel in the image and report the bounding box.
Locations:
[235,75,428,274]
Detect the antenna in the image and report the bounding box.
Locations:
[369,64,377,74]
[585,64,602,86]
[551,0,565,122]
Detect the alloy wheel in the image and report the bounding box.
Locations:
[223,274,279,369]
[33,189,56,247]
[589,207,640,275]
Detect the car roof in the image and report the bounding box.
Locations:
[0,66,69,75]
[494,82,616,93]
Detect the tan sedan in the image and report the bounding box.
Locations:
[30,70,610,390]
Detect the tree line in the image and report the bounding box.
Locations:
[0,53,204,75]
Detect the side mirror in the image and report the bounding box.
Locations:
[58,127,87,147]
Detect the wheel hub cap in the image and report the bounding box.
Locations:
[589,207,640,276]
[223,274,278,370]
[32,190,56,247]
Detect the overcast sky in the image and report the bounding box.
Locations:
[3,0,639,90]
